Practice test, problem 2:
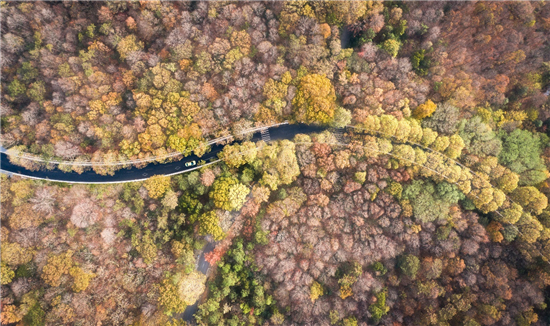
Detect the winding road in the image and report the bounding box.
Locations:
[0,123,326,324]
[0,123,325,183]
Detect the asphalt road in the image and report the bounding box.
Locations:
[178,241,217,322]
[0,123,325,183]
[0,123,326,324]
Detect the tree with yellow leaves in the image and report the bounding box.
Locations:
[511,186,548,215]
[413,100,437,120]
[42,250,74,287]
[310,281,324,302]
[218,141,257,169]
[158,277,187,316]
[69,266,96,292]
[117,34,143,60]
[1,262,14,285]
[198,211,225,240]
[2,241,33,267]
[145,175,171,199]
[210,176,250,212]
[293,74,337,125]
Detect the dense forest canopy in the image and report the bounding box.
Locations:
[2,1,550,326]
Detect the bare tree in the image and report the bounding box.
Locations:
[71,199,99,228]
[30,187,56,215]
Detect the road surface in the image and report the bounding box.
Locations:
[0,123,326,324]
[178,241,217,322]
[0,124,325,183]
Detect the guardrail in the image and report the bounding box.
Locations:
[1,121,289,167]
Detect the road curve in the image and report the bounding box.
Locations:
[0,124,325,184]
[0,123,326,324]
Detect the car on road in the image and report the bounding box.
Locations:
[185,160,197,168]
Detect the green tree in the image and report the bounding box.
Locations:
[458,116,502,157]
[381,39,401,57]
[411,49,430,76]
[402,180,453,223]
[8,79,26,98]
[178,193,203,222]
[398,254,420,279]
[331,106,352,128]
[498,128,548,186]
[368,289,390,322]
[131,230,158,264]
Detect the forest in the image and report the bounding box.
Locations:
[1,1,550,326]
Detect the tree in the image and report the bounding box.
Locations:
[162,189,179,210]
[198,211,225,240]
[458,117,502,157]
[210,176,250,212]
[496,170,519,193]
[516,213,544,244]
[369,289,390,322]
[379,114,398,137]
[415,128,436,151]
[10,180,34,206]
[392,144,416,167]
[69,267,96,292]
[145,175,171,199]
[381,39,401,57]
[9,204,44,230]
[332,107,352,128]
[293,74,337,125]
[432,135,450,152]
[179,271,207,305]
[395,119,412,142]
[337,262,362,299]
[42,250,74,287]
[158,278,187,316]
[402,180,453,223]
[511,187,548,215]
[413,100,437,120]
[496,202,523,224]
[398,254,420,279]
[0,304,23,324]
[498,129,548,186]
[117,34,144,60]
[422,102,460,135]
[445,134,465,159]
[70,199,99,228]
[310,281,324,302]
[201,169,216,187]
[218,142,257,169]
[1,262,15,285]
